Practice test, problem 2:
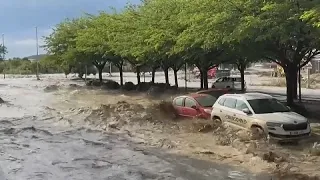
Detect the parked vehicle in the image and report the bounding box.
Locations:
[211,93,311,141]
[172,94,217,119]
[193,67,218,79]
[211,76,246,91]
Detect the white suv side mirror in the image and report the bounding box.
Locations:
[242,108,252,115]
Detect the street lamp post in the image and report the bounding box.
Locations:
[35,27,40,80]
[2,33,5,79]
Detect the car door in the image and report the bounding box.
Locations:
[214,97,228,121]
[233,99,251,127]
[173,97,185,117]
[221,98,237,124]
[183,97,200,118]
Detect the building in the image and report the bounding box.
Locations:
[311,54,320,74]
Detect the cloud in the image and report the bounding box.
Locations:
[1,0,141,58]
[5,28,51,58]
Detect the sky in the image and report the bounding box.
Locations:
[0,0,140,58]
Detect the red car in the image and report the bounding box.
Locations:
[172,93,217,119]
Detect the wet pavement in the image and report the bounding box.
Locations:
[0,77,273,180]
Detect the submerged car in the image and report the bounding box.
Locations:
[211,93,311,141]
[172,93,217,119]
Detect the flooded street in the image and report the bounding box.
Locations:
[0,77,271,180]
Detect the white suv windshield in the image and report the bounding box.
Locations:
[247,98,290,114]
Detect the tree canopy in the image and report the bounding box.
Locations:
[44,0,320,105]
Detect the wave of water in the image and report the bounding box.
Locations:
[0,78,273,180]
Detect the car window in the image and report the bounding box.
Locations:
[216,78,222,82]
[233,78,241,82]
[195,95,217,107]
[235,100,248,110]
[248,98,290,114]
[223,98,237,108]
[222,77,228,82]
[185,98,197,108]
[218,98,226,105]
[174,97,184,106]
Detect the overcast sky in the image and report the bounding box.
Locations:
[1,0,140,58]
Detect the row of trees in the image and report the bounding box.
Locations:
[0,56,98,77]
[44,0,320,106]
[0,57,60,75]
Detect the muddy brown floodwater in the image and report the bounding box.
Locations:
[1,76,313,180]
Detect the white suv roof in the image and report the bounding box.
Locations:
[220,93,273,100]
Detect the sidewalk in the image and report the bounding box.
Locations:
[248,86,320,101]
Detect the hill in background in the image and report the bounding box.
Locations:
[26,54,47,61]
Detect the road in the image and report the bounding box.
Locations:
[5,71,320,101]
[89,71,320,101]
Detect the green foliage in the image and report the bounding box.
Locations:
[41,0,320,102]
[0,44,7,60]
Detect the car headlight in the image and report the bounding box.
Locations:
[266,122,282,127]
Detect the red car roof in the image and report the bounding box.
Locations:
[187,93,212,98]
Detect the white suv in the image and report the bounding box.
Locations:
[211,76,246,91]
[211,93,311,141]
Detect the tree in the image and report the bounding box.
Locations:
[213,0,320,106]
[106,6,150,85]
[173,0,228,89]
[0,44,7,61]
[44,17,95,79]
[224,39,263,92]
[130,0,187,86]
[301,4,320,28]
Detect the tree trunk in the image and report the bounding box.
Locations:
[199,69,204,89]
[164,67,169,85]
[173,69,178,87]
[293,71,298,99]
[285,64,297,106]
[119,66,123,86]
[203,68,209,89]
[240,66,245,92]
[151,67,157,84]
[98,67,103,83]
[93,61,106,83]
[136,66,141,84]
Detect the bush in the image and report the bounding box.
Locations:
[136,82,151,91]
[92,80,102,86]
[122,82,136,91]
[104,80,120,89]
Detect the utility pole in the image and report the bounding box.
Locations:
[35,26,40,80]
[2,33,5,79]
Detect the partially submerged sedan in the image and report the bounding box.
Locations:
[172,93,217,119]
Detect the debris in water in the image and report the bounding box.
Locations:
[195,150,215,155]
[198,124,213,133]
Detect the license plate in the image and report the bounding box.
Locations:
[289,131,304,135]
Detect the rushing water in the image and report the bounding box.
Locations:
[0,77,273,180]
